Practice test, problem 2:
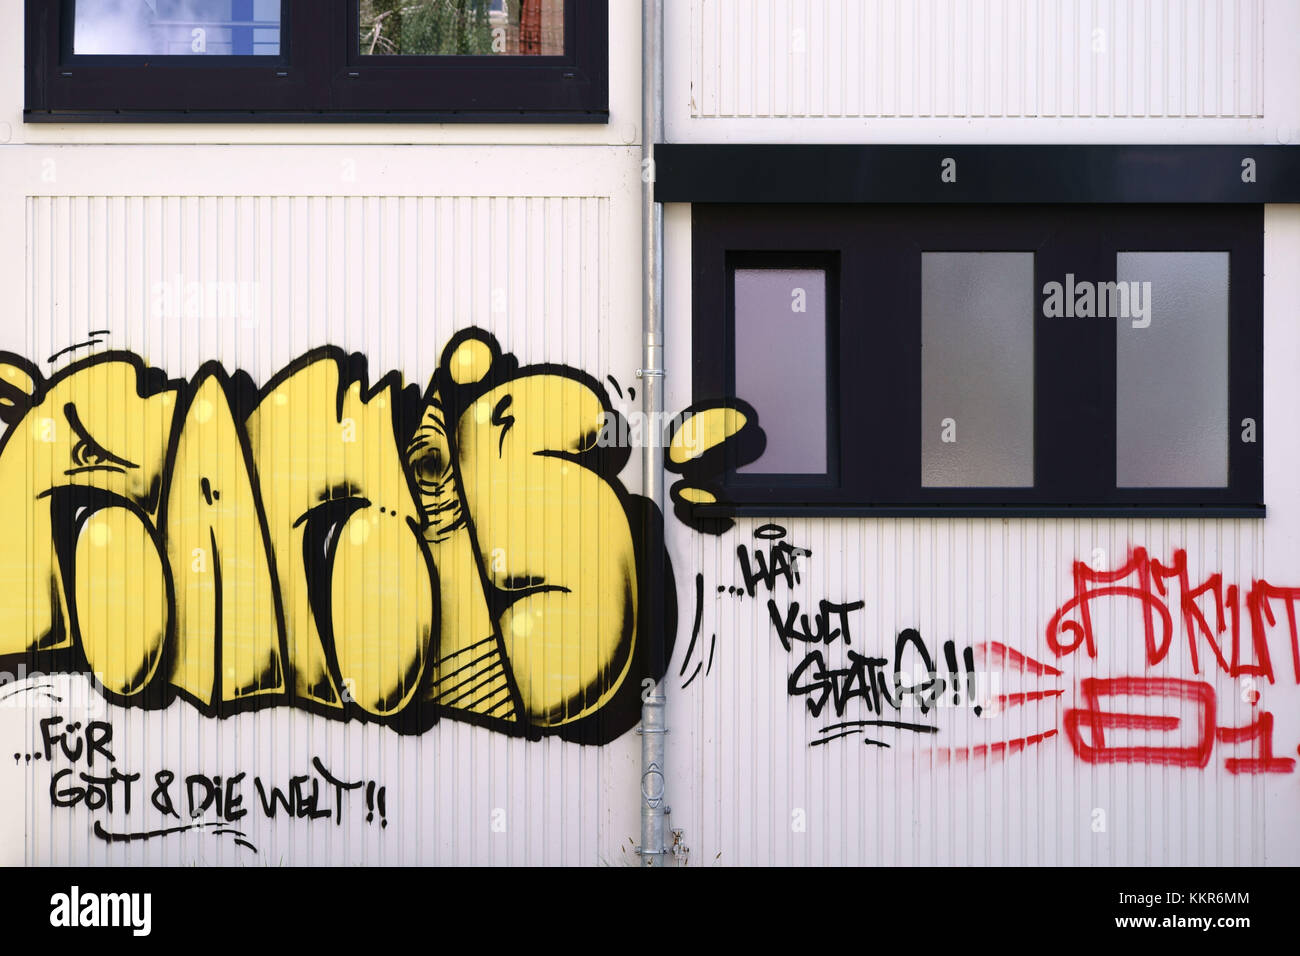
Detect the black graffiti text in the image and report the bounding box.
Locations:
[736,524,812,596]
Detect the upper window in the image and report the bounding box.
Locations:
[72,0,283,56]
[692,204,1263,517]
[26,0,608,120]
[360,0,563,56]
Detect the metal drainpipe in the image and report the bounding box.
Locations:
[638,0,667,867]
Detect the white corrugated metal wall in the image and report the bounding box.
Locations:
[661,0,1300,863]
[667,0,1299,141]
[688,0,1265,119]
[0,146,648,866]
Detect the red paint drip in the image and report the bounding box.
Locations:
[997,688,1066,708]
[977,641,1064,677]
[922,729,1058,766]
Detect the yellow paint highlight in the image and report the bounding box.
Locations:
[349,517,371,546]
[330,513,432,716]
[0,362,35,395]
[668,407,748,464]
[449,338,493,385]
[75,506,169,696]
[164,373,283,705]
[676,487,717,504]
[245,355,433,713]
[456,371,637,726]
[87,520,113,548]
[0,359,178,659]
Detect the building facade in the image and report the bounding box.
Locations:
[2,0,1299,866]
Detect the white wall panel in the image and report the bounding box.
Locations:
[0,146,649,866]
[669,0,1300,143]
[661,203,1300,866]
[689,0,1265,119]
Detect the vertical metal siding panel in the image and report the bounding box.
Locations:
[1039,0,1059,117]
[1184,0,1201,116]
[688,0,1264,119]
[823,0,842,117]
[841,0,858,118]
[990,0,1009,117]
[968,0,988,118]
[675,505,1271,863]
[1004,0,1023,116]
[863,0,881,117]
[920,0,938,118]
[18,189,617,865]
[690,0,704,117]
[716,0,735,117]
[1081,0,1099,117]
[1220,0,1238,116]
[898,0,916,116]
[752,0,772,118]
[879,0,898,116]
[703,0,721,118]
[1248,0,1258,117]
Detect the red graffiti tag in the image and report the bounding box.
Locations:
[1046,548,1300,684]
[1064,677,1298,773]
[1064,677,1216,768]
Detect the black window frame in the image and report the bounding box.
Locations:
[25,0,609,122]
[692,203,1264,519]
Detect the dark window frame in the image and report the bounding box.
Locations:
[692,203,1264,518]
[25,0,609,122]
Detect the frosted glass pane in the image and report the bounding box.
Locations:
[1116,252,1229,487]
[735,269,827,475]
[922,252,1035,487]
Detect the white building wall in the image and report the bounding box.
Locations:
[0,142,650,866]
[1,0,1298,866]
[660,203,1300,866]
[668,0,1300,142]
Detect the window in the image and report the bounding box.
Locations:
[72,0,283,56]
[26,0,608,120]
[359,0,564,55]
[692,204,1263,517]
[921,251,1035,489]
[730,256,836,480]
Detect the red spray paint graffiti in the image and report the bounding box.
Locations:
[1045,547,1300,683]
[1049,548,1300,773]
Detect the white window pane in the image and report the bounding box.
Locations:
[1116,252,1229,488]
[922,252,1035,488]
[734,268,828,475]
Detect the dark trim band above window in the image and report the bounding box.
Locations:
[657,145,1300,205]
[26,0,609,122]
[692,203,1264,519]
